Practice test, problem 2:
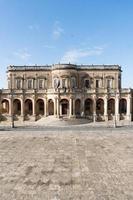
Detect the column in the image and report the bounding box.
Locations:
[104,95,108,121]
[44,98,47,117]
[10,93,14,127]
[69,98,72,118]
[93,95,96,122]
[115,94,119,121]
[21,99,24,121]
[81,97,84,117]
[33,99,36,117]
[72,98,75,117]
[127,95,131,121]
[9,98,12,116]
[54,98,57,116]
[56,98,59,117]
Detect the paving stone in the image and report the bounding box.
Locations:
[0,128,133,199]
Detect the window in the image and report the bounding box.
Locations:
[16,79,21,89]
[85,80,90,88]
[62,79,67,88]
[39,79,43,89]
[71,77,76,88]
[54,78,60,88]
[96,80,99,88]
[28,79,32,89]
[107,79,112,88]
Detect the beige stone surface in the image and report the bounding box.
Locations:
[0,129,133,199]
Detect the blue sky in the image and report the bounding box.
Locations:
[0,0,133,88]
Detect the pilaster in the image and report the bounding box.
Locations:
[93,95,96,122]
[104,95,108,121]
[115,94,120,121]
[126,94,131,121]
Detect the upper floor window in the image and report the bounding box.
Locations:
[107,79,112,88]
[28,79,32,89]
[16,79,21,89]
[71,77,76,88]
[54,78,60,88]
[85,79,90,88]
[39,79,43,89]
[62,78,67,88]
[96,80,99,88]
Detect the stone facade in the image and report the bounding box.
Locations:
[0,63,133,123]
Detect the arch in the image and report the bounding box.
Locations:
[13,99,21,115]
[25,99,33,115]
[119,98,127,114]
[84,98,93,116]
[36,99,44,115]
[75,99,81,116]
[1,99,9,114]
[108,98,115,115]
[60,99,69,115]
[48,99,54,115]
[96,98,104,115]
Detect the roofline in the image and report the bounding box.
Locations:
[7,64,122,72]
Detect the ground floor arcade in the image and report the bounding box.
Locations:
[0,94,132,122]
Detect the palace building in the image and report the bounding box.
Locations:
[0,63,132,123]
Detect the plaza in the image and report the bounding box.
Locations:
[0,124,133,200]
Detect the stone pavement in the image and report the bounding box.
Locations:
[0,128,133,200]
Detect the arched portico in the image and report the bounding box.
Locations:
[1,99,9,114]
[36,99,44,115]
[25,99,33,115]
[108,98,115,120]
[60,99,69,116]
[13,99,21,115]
[84,98,93,117]
[119,98,127,120]
[96,98,104,121]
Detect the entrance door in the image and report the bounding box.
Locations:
[62,103,68,115]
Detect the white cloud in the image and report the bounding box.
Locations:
[53,21,64,40]
[61,47,104,63]
[13,49,31,61]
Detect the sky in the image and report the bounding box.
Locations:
[0,0,133,88]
